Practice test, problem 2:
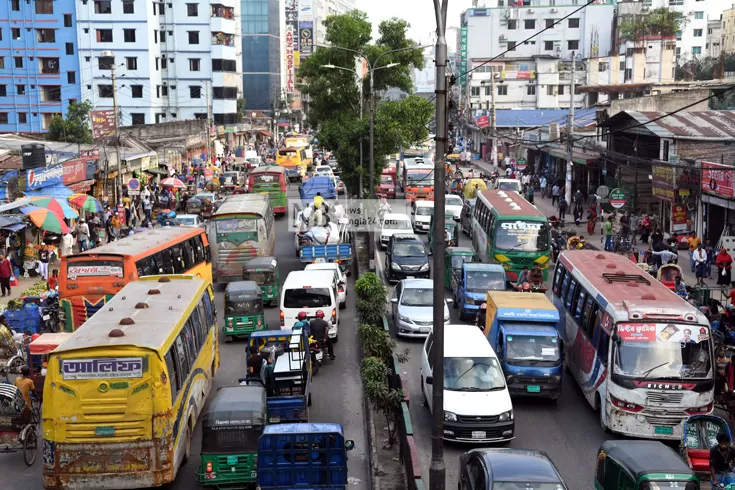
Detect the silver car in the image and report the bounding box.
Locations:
[391,279,450,338]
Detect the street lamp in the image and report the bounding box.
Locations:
[316,43,430,198]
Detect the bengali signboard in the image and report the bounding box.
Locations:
[701,161,735,198]
[299,21,313,58]
[460,26,468,104]
[652,164,676,203]
[476,115,489,128]
[285,0,298,90]
[285,25,295,94]
[62,159,87,184]
[27,165,63,190]
[61,357,143,380]
[672,205,688,231]
[89,110,116,140]
[610,188,626,208]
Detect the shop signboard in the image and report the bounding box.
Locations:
[459,26,468,98]
[80,148,100,159]
[609,188,626,208]
[89,110,116,140]
[701,161,734,198]
[27,165,63,190]
[62,159,87,185]
[672,205,688,232]
[652,164,675,203]
[299,21,313,58]
[476,115,489,128]
[285,0,298,92]
[516,158,527,170]
[285,25,295,94]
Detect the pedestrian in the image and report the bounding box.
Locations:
[651,227,664,247]
[14,366,34,409]
[111,213,121,240]
[61,232,73,257]
[551,184,560,206]
[693,243,708,286]
[143,197,153,224]
[688,232,702,274]
[0,253,11,297]
[76,219,89,252]
[48,269,58,290]
[705,239,714,279]
[37,245,49,281]
[604,216,613,251]
[587,206,597,235]
[539,175,547,198]
[717,248,733,286]
[558,196,568,221]
[710,432,735,486]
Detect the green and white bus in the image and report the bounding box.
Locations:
[208,194,275,283]
[471,189,551,281]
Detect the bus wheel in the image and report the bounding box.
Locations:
[597,395,609,433]
[182,418,194,465]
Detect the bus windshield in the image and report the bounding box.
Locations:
[252,173,279,184]
[495,220,549,252]
[505,332,561,367]
[613,323,713,379]
[444,357,505,392]
[406,171,433,185]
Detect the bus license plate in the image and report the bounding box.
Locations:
[471,431,486,439]
[226,456,238,465]
[527,385,541,393]
[95,426,115,436]
[315,258,326,263]
[655,426,674,435]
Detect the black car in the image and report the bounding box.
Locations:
[385,234,430,282]
[459,449,569,490]
[460,198,476,236]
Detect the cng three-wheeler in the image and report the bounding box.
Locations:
[223,281,266,341]
[242,256,281,306]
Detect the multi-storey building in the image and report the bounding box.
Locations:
[313,0,356,46]
[0,0,81,133]
[707,18,723,58]
[242,0,282,111]
[722,7,735,54]
[78,0,241,126]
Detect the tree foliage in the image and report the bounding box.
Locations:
[298,11,433,194]
[237,97,247,121]
[48,100,94,144]
[619,8,685,42]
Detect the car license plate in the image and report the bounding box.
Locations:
[226,456,238,465]
[527,385,541,393]
[315,258,325,263]
[655,426,674,435]
[471,431,486,439]
[419,327,430,333]
[269,416,281,423]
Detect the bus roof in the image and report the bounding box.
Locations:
[559,251,708,324]
[250,165,286,175]
[214,194,271,217]
[68,227,204,260]
[54,275,208,353]
[478,189,545,218]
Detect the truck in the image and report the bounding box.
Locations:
[451,263,506,321]
[483,291,562,400]
[404,162,435,202]
[295,203,353,274]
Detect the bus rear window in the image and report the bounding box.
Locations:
[67,260,124,279]
[252,174,278,184]
[284,288,331,308]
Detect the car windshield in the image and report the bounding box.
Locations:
[444,357,505,391]
[243,271,273,285]
[465,271,505,292]
[451,255,474,269]
[401,288,433,307]
[178,217,197,226]
[406,171,433,185]
[505,332,561,366]
[613,323,713,380]
[393,242,426,257]
[283,288,332,308]
[498,181,522,192]
[446,196,463,207]
[493,483,566,490]
[384,219,412,230]
[495,220,549,252]
[416,207,434,216]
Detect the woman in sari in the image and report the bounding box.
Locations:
[587,206,598,235]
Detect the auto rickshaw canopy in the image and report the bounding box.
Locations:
[598,440,696,483]
[225,281,263,301]
[201,385,267,429]
[29,333,73,355]
[244,256,278,273]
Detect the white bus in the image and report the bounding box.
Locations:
[552,251,714,440]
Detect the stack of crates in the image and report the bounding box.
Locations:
[5,303,41,335]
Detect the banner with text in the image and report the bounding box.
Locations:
[89,109,115,140]
[285,0,299,87]
[299,21,313,58]
[702,161,735,198]
[652,164,676,203]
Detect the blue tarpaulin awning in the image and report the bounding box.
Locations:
[2,223,25,232]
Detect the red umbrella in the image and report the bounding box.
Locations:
[160,177,187,189]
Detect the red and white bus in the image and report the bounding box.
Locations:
[552,251,713,440]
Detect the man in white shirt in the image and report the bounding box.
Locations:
[692,243,708,286]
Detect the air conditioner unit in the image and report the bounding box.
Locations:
[527,9,535,14]
[499,34,507,41]
[550,8,558,12]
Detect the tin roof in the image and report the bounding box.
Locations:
[614,110,735,141]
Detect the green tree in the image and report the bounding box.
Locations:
[298,11,433,195]
[48,100,94,144]
[619,8,685,43]
[237,97,247,121]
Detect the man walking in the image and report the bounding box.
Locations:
[76,219,89,252]
[693,242,708,286]
[0,254,11,297]
[551,183,560,206]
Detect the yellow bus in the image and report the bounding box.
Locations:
[276,146,307,182]
[284,135,313,169]
[42,275,219,490]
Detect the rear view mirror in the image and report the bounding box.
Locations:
[390,298,398,303]
[345,440,355,451]
[446,298,453,304]
[425,376,433,385]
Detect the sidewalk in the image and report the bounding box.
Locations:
[469,158,706,290]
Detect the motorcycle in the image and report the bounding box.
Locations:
[309,335,324,375]
[40,291,60,333]
[548,215,565,230]
[514,282,547,293]
[378,198,391,222]
[551,233,565,263]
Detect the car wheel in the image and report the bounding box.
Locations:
[452,291,458,308]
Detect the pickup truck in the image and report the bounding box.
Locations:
[451,263,506,321]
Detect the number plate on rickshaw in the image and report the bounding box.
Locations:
[0,417,12,425]
[42,315,50,321]
[471,431,486,439]
[226,456,239,465]
[315,258,326,263]
[527,385,541,393]
[655,426,674,435]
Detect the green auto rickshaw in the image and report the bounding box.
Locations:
[223,281,266,341]
[595,440,699,490]
[242,256,280,306]
[443,247,477,289]
[197,385,267,489]
[429,213,460,250]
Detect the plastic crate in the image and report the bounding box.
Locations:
[4,310,23,331]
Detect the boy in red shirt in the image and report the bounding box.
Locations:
[48,269,59,290]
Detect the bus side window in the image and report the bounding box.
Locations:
[191,237,203,264]
[202,290,214,325]
[175,332,191,379]
[171,244,185,273]
[182,240,195,269]
[182,321,197,360]
[553,263,565,295]
[581,295,594,330]
[164,350,179,400]
[561,273,571,304]
[574,290,586,322]
[487,214,495,241]
[136,260,146,277]
[597,323,610,367]
[564,279,577,309]
[151,253,164,274]
[161,248,175,274]
[194,302,207,342]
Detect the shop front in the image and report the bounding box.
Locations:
[701,161,735,247]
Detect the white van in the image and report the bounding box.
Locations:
[380,212,413,249]
[280,270,340,341]
[421,324,514,443]
[411,201,434,233]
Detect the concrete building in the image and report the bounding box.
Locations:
[0,0,81,133]
[78,0,241,126]
[313,0,356,46]
[707,18,723,58]
[723,7,735,54]
[241,0,283,111]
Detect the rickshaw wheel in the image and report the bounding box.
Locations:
[22,426,37,466]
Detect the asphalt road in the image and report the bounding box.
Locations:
[376,181,619,490]
[0,186,369,490]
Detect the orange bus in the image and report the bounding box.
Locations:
[58,227,212,331]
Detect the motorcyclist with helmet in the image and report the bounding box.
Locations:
[309,310,334,360]
[294,311,311,338]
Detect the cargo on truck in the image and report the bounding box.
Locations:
[294,202,352,273]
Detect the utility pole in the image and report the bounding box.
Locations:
[110,57,120,206]
[359,79,364,198]
[430,0,447,489]
[490,72,497,168]
[565,53,575,205]
[369,69,375,198]
[206,80,212,164]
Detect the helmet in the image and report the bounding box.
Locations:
[297,311,308,321]
[522,282,531,291]
[480,303,487,310]
[315,309,325,319]
[31,333,40,342]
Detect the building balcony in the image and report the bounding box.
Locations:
[210,16,236,34]
[211,44,235,59]
[212,31,236,47]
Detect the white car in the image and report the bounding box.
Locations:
[495,178,522,193]
[411,201,434,233]
[390,279,449,337]
[314,165,334,178]
[444,194,464,218]
[176,214,203,227]
[305,263,347,308]
[380,213,413,249]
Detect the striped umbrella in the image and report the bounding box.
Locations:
[20,206,70,234]
[160,177,187,189]
[28,196,78,219]
[68,194,103,213]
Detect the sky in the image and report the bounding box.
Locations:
[355,0,473,46]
